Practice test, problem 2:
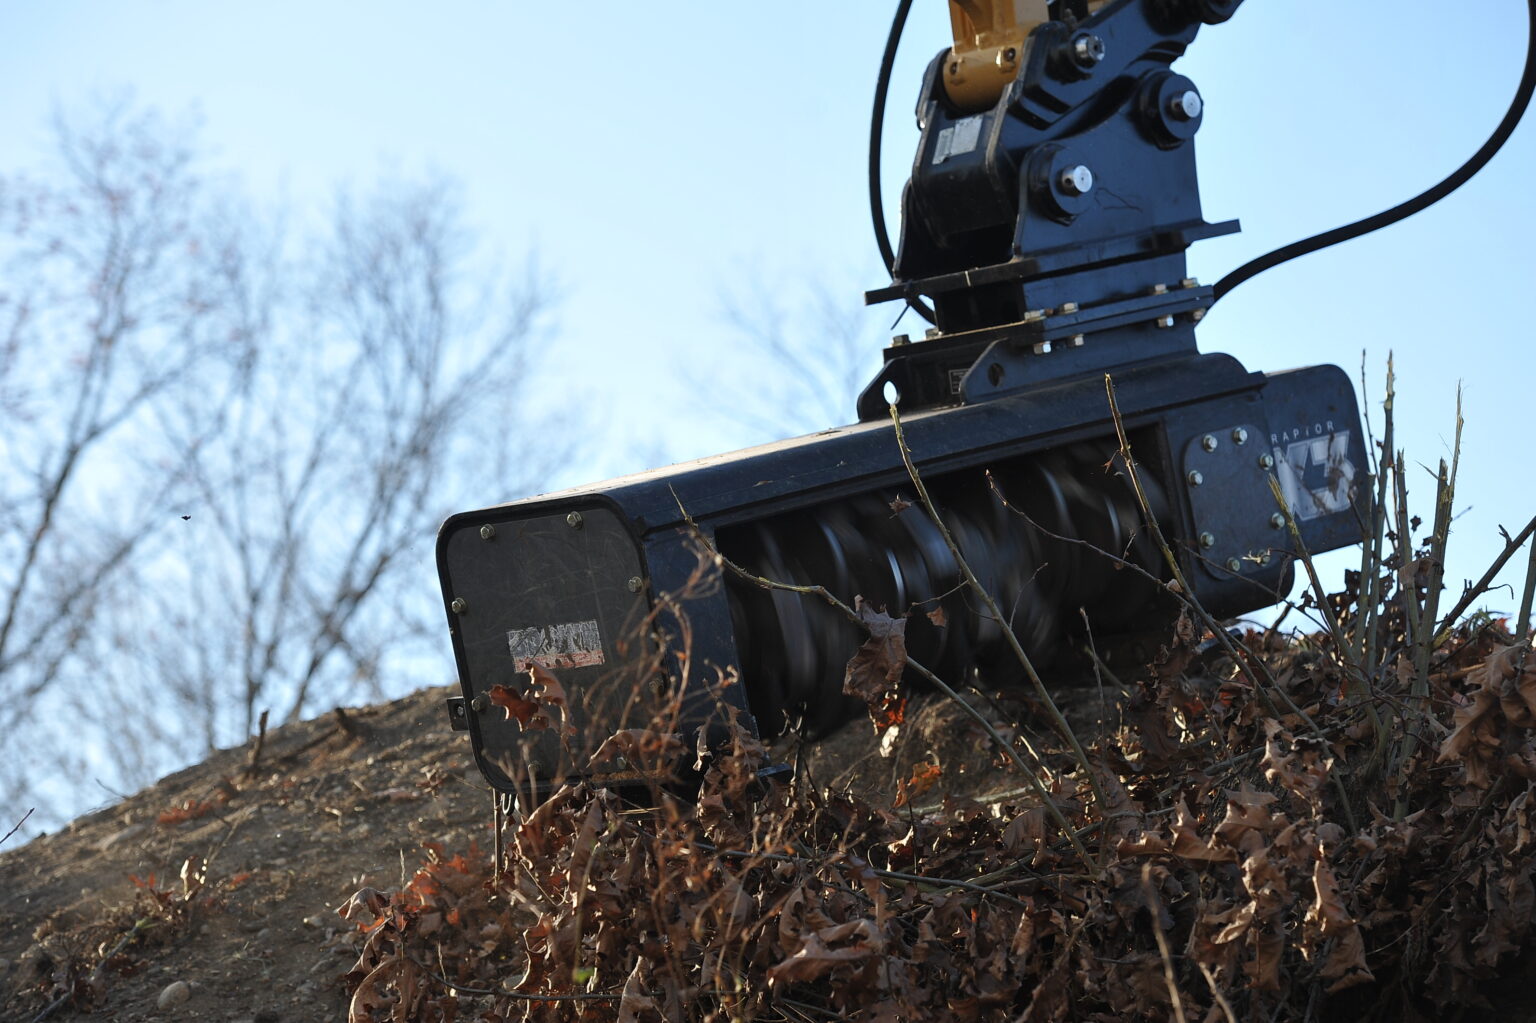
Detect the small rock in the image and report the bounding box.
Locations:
[157,980,191,1009]
[98,822,149,851]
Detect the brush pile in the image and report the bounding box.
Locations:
[344,580,1536,1020]
[343,384,1536,1021]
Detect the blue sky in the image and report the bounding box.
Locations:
[4,1,1533,616]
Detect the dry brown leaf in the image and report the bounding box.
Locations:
[486,682,538,727]
[1169,800,1237,864]
[586,729,686,771]
[616,959,656,1023]
[527,663,575,735]
[894,761,942,808]
[338,886,390,924]
[765,918,882,985]
[844,599,908,732]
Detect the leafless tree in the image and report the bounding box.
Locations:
[0,102,247,739]
[0,105,562,827]
[699,271,889,446]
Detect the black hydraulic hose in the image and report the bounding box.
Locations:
[870,0,936,324]
[1211,0,1536,305]
[869,0,913,275]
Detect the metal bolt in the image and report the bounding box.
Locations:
[1059,301,1080,314]
[566,511,584,529]
[891,334,910,346]
[1231,427,1248,445]
[471,693,489,713]
[1270,513,1286,529]
[1150,283,1169,295]
[1258,453,1276,469]
[1070,32,1106,69]
[1187,470,1204,486]
[1069,333,1085,347]
[1155,314,1175,329]
[1191,308,1206,323]
[627,576,643,593]
[1180,277,1199,289]
[450,597,467,615]
[1169,89,1203,120]
[1033,340,1053,355]
[1199,532,1216,549]
[1023,309,1047,323]
[1058,164,1094,196]
[1226,557,1243,573]
[1201,434,1218,452]
[479,523,496,541]
[924,327,943,340]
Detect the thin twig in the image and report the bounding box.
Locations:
[1434,513,1536,645]
[1199,962,1239,1023]
[242,708,269,780]
[404,951,622,1000]
[887,404,1111,840]
[1143,863,1189,1023]
[1517,532,1536,645]
[693,841,1031,909]
[674,499,1097,868]
[31,918,158,1022]
[1105,375,1357,832]
[2,807,33,848]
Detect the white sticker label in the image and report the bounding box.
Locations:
[1273,429,1356,521]
[508,620,605,671]
[932,115,984,165]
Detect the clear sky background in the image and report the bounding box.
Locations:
[4,2,1533,629]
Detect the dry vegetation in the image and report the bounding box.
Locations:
[331,396,1536,1022]
[333,614,1536,1023]
[7,392,1536,1023]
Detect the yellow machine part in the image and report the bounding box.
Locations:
[944,0,1110,112]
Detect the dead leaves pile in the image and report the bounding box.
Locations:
[344,621,1536,1022]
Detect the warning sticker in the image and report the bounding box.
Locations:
[932,115,984,165]
[507,620,606,671]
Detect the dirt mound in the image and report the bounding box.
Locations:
[9,617,1536,1022]
[0,685,490,1022]
[0,681,920,1022]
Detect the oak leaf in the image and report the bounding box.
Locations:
[843,599,908,732]
[486,683,538,726]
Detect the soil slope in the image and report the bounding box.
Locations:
[1,686,490,1022]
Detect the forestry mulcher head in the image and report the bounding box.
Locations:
[437,0,1367,797]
